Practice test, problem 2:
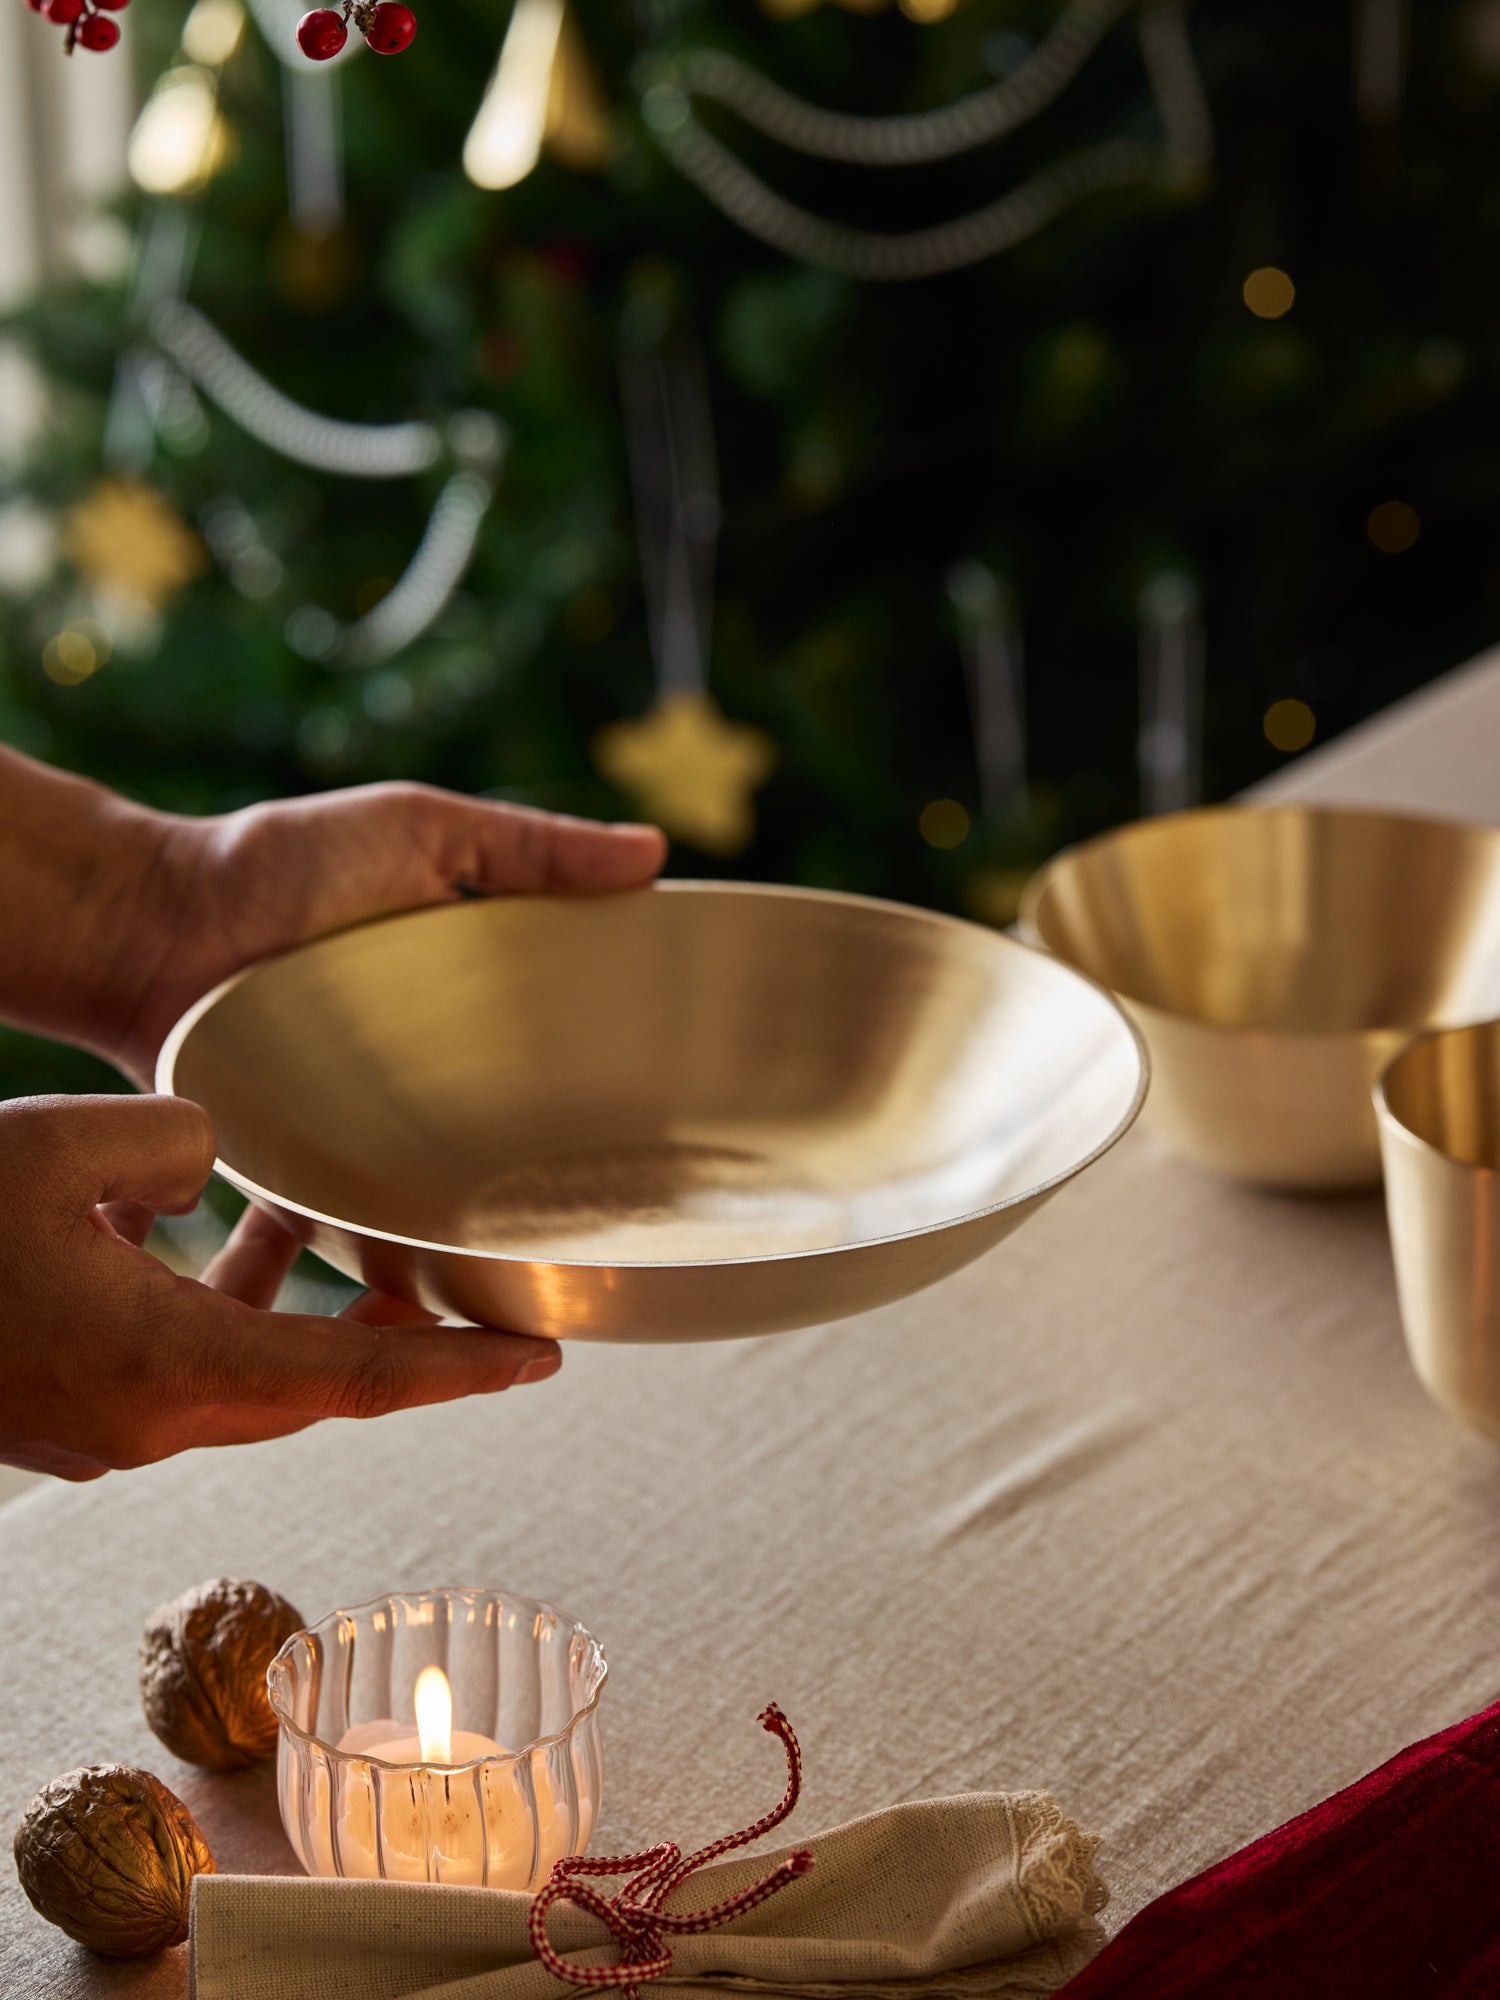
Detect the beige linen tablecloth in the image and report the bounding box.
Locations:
[5,652,1500,2000]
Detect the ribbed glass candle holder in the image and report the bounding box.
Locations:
[267,1585,606,1888]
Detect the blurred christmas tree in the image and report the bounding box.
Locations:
[1,0,1498,1098]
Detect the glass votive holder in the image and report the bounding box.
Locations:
[267,1585,606,1888]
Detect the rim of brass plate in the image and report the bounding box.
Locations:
[1373,1019,1500,1179]
[1020,801,1500,1046]
[156,879,1152,1273]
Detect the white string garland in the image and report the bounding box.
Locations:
[98,212,508,672]
[130,299,506,666]
[150,300,447,478]
[650,112,1154,282]
[644,0,1211,282]
[662,0,1132,168]
[308,464,499,667]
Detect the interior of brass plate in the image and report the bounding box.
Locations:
[1023,805,1500,1038]
[157,883,1147,1339]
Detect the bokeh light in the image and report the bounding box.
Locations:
[1367,500,1420,554]
[180,0,245,66]
[128,67,233,197]
[1243,267,1296,319]
[1263,699,1316,753]
[41,625,108,687]
[919,799,971,849]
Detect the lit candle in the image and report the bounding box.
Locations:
[341,1665,509,1767]
[284,1666,574,1887]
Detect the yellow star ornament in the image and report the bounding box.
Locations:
[594,690,776,856]
[62,480,207,615]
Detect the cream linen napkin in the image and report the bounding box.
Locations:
[189,1795,1107,2000]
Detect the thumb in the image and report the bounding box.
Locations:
[182,1293,562,1423]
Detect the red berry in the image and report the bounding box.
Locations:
[93,0,131,12]
[77,13,119,45]
[22,0,47,14]
[295,6,346,57]
[363,1,414,53]
[45,0,84,23]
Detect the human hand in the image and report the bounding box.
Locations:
[0,1094,561,1483]
[103,783,666,1084]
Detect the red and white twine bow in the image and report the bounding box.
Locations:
[528,1704,814,1999]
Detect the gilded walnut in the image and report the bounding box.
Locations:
[13,1764,215,1958]
[139,1577,304,1772]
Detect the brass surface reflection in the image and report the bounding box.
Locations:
[1377,1023,1500,1439]
[157,882,1148,1341]
[1021,804,1500,1189]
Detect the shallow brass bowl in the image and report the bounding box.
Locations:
[156,883,1147,1342]
[1020,805,1500,1190]
[1376,1022,1500,1439]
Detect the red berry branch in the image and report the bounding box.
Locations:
[22,0,414,61]
[22,0,127,56]
[296,0,415,61]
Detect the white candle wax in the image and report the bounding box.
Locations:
[338,1720,509,1763]
[313,1720,553,1887]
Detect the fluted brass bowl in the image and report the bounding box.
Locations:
[1020,804,1500,1189]
[156,883,1147,1342]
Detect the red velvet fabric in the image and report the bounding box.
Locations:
[1059,1698,1500,1999]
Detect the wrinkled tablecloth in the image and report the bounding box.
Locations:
[4,651,1500,2000]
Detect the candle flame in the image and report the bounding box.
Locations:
[414,1665,453,1765]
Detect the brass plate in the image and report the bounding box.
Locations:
[157,882,1147,1341]
[1021,804,1500,1190]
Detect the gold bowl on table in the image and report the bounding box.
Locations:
[156,882,1147,1342]
[1020,804,1500,1190]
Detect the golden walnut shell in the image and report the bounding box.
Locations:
[12,1764,215,1958]
[140,1577,304,1772]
